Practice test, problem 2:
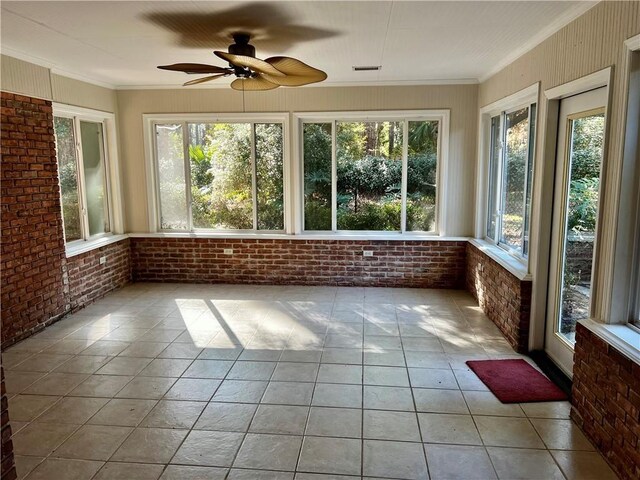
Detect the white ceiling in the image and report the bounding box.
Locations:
[0,1,597,89]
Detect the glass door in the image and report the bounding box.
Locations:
[545,87,606,376]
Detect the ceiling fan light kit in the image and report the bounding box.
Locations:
[158,33,327,90]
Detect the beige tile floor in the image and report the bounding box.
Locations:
[3,284,619,480]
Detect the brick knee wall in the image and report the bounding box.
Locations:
[1,92,68,345]
[130,238,467,288]
[465,243,532,353]
[1,367,17,480]
[67,239,132,312]
[571,323,640,480]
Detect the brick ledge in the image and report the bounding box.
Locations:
[578,319,640,366]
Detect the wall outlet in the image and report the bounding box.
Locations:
[223,249,233,255]
[363,250,374,257]
[99,256,107,265]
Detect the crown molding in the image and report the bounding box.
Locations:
[1,47,117,89]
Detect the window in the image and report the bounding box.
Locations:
[301,112,446,233]
[54,111,112,243]
[152,117,286,231]
[485,103,537,257]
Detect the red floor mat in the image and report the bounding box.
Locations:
[466,359,568,403]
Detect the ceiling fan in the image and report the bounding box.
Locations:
[158,33,327,90]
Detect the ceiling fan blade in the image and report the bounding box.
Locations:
[158,63,231,74]
[262,56,327,87]
[265,57,326,77]
[183,74,227,86]
[230,75,279,91]
[260,73,326,87]
[214,51,285,77]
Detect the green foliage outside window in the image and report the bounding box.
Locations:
[566,115,605,234]
[303,120,438,231]
[54,117,82,241]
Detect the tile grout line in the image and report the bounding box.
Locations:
[161,314,261,480]
[292,304,328,476]
[452,297,502,480]
[400,294,436,480]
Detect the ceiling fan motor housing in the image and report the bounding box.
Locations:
[229,33,255,57]
[229,34,255,77]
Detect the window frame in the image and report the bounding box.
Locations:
[629,190,640,330]
[617,35,640,331]
[144,113,290,234]
[293,110,450,236]
[475,84,539,267]
[488,104,536,257]
[53,103,122,251]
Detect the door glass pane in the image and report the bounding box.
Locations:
[303,123,332,231]
[500,107,530,252]
[156,123,188,230]
[54,117,82,242]
[255,123,284,230]
[558,112,605,342]
[407,121,437,231]
[80,121,109,236]
[189,123,253,229]
[336,121,402,230]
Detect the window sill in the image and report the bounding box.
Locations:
[128,232,470,242]
[65,234,128,258]
[469,238,531,281]
[579,319,640,366]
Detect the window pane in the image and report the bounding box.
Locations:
[188,123,211,229]
[407,120,438,231]
[500,107,530,252]
[303,123,332,231]
[80,121,109,236]
[486,115,501,239]
[558,113,605,341]
[156,123,188,230]
[256,123,284,230]
[336,121,402,231]
[523,104,536,256]
[54,117,82,242]
[189,123,252,229]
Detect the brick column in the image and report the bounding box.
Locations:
[1,92,68,347]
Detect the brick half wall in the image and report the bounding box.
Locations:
[465,243,532,353]
[571,322,640,480]
[131,238,467,288]
[67,239,132,312]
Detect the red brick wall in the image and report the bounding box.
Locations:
[571,323,640,480]
[1,367,16,480]
[1,91,132,348]
[1,92,68,345]
[131,238,467,288]
[465,243,532,352]
[67,239,132,312]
